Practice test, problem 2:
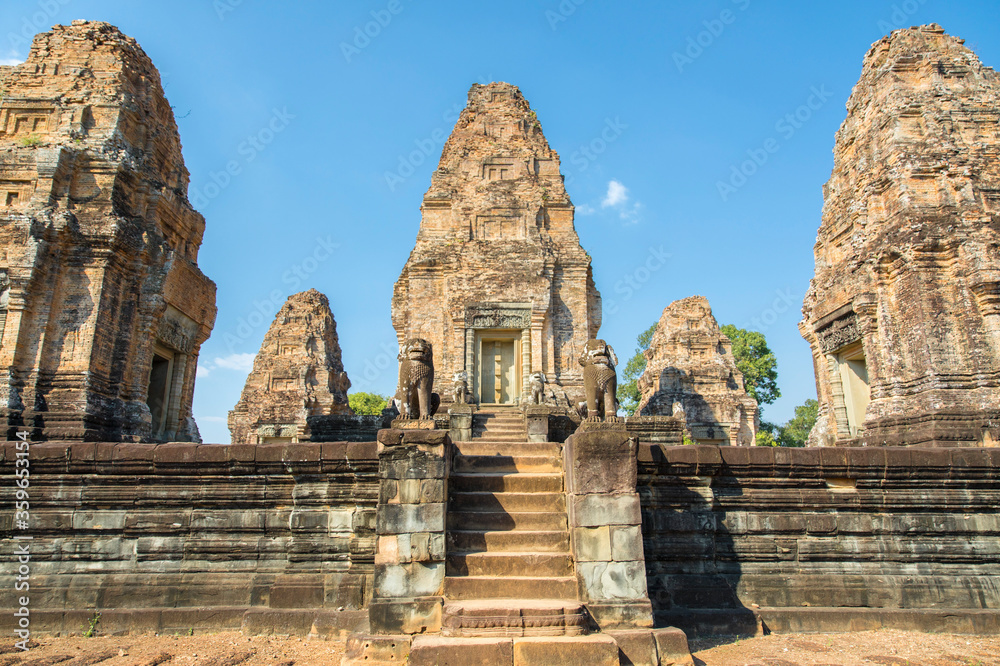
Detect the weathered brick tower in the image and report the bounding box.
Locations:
[391,82,602,408]
[0,22,216,441]
[801,24,1000,447]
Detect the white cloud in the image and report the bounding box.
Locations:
[602,180,629,208]
[214,353,256,371]
[198,353,256,378]
[576,203,596,215]
[1,50,24,67]
[597,179,643,225]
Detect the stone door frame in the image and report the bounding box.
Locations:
[462,303,534,405]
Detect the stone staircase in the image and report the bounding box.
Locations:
[471,408,529,442]
[443,407,590,637]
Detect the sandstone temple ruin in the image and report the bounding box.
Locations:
[2,19,1000,666]
[636,296,758,446]
[391,83,601,409]
[228,289,352,445]
[801,24,1000,447]
[0,21,216,442]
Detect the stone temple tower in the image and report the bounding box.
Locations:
[800,25,1000,447]
[391,82,602,407]
[0,22,217,441]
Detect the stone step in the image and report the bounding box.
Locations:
[473,420,525,427]
[452,455,562,474]
[450,491,565,513]
[448,510,567,531]
[472,427,528,435]
[454,441,562,456]
[450,473,563,493]
[471,431,529,439]
[440,599,588,638]
[447,530,570,553]
[447,552,574,577]
[444,575,578,600]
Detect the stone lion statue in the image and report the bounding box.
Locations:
[394,338,440,420]
[578,339,621,423]
[453,371,470,405]
[528,372,547,405]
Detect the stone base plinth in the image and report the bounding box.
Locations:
[391,419,437,430]
[368,597,443,635]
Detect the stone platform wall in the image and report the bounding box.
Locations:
[639,445,1000,637]
[3,441,1000,638]
[0,441,379,636]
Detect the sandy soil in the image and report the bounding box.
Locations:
[1,629,998,665]
[690,630,1000,666]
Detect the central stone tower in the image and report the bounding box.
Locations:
[391,82,601,408]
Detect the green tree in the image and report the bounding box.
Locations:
[720,325,780,407]
[776,399,818,447]
[348,392,389,416]
[616,322,658,414]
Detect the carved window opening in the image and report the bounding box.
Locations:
[835,342,870,437]
[5,192,17,207]
[147,347,175,439]
[271,377,296,391]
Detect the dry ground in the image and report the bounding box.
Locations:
[1,629,998,665]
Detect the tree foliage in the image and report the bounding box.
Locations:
[348,392,389,416]
[755,399,818,447]
[719,324,780,407]
[777,398,818,447]
[616,322,658,414]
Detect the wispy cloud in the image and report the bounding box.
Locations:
[576,203,596,215]
[197,352,256,378]
[1,50,24,67]
[602,180,629,208]
[599,179,643,225]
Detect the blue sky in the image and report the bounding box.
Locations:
[3,1,999,444]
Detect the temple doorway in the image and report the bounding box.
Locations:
[476,332,520,404]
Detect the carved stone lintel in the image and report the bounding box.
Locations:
[465,304,531,329]
[817,311,861,353]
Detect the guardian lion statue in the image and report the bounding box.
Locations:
[453,371,471,405]
[394,338,440,420]
[528,372,547,405]
[578,339,621,423]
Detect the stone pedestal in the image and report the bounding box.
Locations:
[447,404,474,442]
[369,429,449,635]
[564,427,653,630]
[390,419,437,430]
[525,405,553,443]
